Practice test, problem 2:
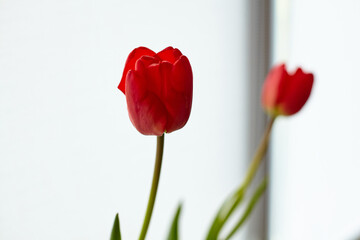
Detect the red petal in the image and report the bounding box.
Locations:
[135,55,160,74]
[156,47,183,64]
[125,70,167,136]
[118,47,155,94]
[280,68,314,115]
[165,56,193,133]
[261,64,290,112]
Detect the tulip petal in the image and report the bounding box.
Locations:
[125,70,167,135]
[119,47,156,94]
[146,61,172,99]
[165,56,193,133]
[146,61,176,132]
[156,47,183,64]
[280,68,314,115]
[261,64,289,111]
[172,56,193,93]
[135,55,160,70]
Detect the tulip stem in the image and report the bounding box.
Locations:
[138,134,165,240]
[242,116,275,190]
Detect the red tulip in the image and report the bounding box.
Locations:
[261,64,314,116]
[119,47,193,136]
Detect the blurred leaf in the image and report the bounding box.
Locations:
[205,187,245,240]
[167,204,182,240]
[110,213,122,240]
[224,178,268,240]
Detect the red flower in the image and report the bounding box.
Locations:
[261,64,314,116]
[119,47,193,136]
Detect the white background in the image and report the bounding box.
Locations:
[0,0,253,239]
[5,0,358,239]
[269,0,360,239]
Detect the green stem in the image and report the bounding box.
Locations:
[224,178,268,240]
[138,134,165,240]
[242,116,275,189]
[205,116,275,240]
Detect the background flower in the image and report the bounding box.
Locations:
[261,64,314,116]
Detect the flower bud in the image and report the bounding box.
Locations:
[119,47,193,136]
[261,64,314,116]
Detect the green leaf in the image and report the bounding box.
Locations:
[205,187,245,240]
[110,213,122,240]
[224,178,268,240]
[167,204,182,240]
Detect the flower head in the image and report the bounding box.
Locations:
[119,47,193,136]
[261,64,314,116]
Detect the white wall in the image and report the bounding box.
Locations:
[270,0,360,239]
[0,0,251,239]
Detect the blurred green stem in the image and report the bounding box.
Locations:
[205,116,275,240]
[242,117,275,189]
[138,134,165,240]
[224,177,268,240]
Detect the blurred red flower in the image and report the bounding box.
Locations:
[119,47,193,136]
[261,64,314,116]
